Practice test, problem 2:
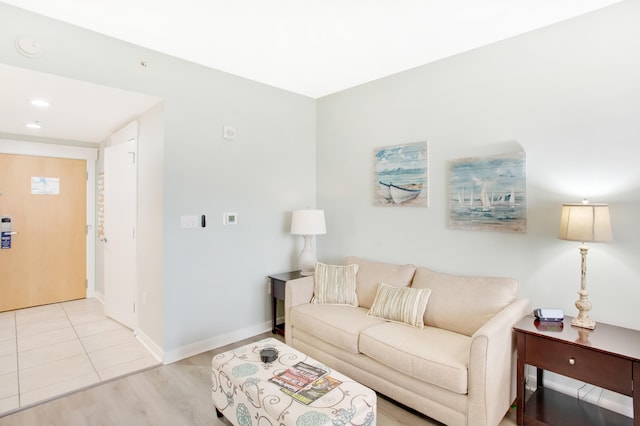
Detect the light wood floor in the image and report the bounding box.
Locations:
[0,332,517,425]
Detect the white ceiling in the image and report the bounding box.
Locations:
[0,63,161,144]
[0,0,624,143]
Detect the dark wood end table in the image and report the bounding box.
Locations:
[268,270,304,336]
[514,315,640,426]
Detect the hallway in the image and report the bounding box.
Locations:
[0,298,159,416]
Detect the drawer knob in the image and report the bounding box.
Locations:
[568,357,576,365]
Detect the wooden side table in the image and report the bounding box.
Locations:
[514,315,640,426]
[268,271,304,336]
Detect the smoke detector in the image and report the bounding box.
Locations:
[15,37,43,58]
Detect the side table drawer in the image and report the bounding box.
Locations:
[525,334,633,395]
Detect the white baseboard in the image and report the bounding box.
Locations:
[135,328,163,362]
[526,369,633,418]
[93,292,105,304]
[162,321,273,364]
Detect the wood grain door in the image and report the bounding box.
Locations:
[0,153,86,312]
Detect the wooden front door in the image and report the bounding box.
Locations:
[0,153,86,312]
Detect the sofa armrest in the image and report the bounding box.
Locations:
[284,275,314,345]
[467,298,531,426]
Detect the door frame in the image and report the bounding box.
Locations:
[0,138,98,297]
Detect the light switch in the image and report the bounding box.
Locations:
[180,215,199,228]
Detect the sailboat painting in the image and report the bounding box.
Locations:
[448,152,526,232]
[375,142,428,207]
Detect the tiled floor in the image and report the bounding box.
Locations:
[0,298,160,416]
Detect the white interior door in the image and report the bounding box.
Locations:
[104,128,137,329]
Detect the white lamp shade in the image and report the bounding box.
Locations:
[559,203,612,243]
[291,210,326,235]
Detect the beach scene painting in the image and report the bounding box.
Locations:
[375,142,428,207]
[448,152,526,232]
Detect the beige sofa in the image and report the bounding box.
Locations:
[285,256,530,426]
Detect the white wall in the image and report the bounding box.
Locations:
[316,1,640,331]
[3,0,638,369]
[136,103,165,351]
[0,3,317,359]
[316,2,640,414]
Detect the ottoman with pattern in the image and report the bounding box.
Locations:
[211,337,376,425]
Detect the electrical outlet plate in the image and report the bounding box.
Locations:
[223,212,237,225]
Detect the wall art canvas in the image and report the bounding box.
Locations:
[375,142,428,207]
[448,152,526,232]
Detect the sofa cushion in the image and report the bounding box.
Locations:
[359,322,471,394]
[290,304,384,353]
[312,262,359,306]
[411,267,519,336]
[367,282,431,328]
[345,256,416,309]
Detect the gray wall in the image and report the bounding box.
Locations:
[317,0,640,331]
[0,3,317,357]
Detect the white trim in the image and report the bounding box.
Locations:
[135,327,163,362]
[0,138,98,298]
[0,139,97,160]
[86,158,96,297]
[162,321,272,364]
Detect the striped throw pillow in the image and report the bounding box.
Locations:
[312,262,359,306]
[367,282,431,328]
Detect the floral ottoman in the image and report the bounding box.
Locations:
[211,337,376,425]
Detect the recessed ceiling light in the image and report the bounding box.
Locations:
[25,121,42,129]
[30,99,50,107]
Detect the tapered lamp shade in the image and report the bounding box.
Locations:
[559,203,612,243]
[291,210,326,276]
[291,210,326,236]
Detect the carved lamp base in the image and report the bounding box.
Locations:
[571,290,596,329]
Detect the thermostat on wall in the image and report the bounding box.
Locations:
[223,212,237,225]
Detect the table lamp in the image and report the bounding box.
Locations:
[291,209,326,275]
[559,200,612,329]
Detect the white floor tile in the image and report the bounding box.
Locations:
[19,372,100,407]
[19,339,86,370]
[73,318,127,338]
[19,353,96,394]
[0,311,14,320]
[88,340,152,371]
[0,317,16,342]
[0,395,19,415]
[81,328,136,353]
[2,298,156,414]
[0,353,17,376]
[15,304,65,324]
[0,371,18,399]
[16,316,72,338]
[0,338,16,357]
[66,311,109,326]
[61,298,103,312]
[97,355,160,381]
[17,327,77,353]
